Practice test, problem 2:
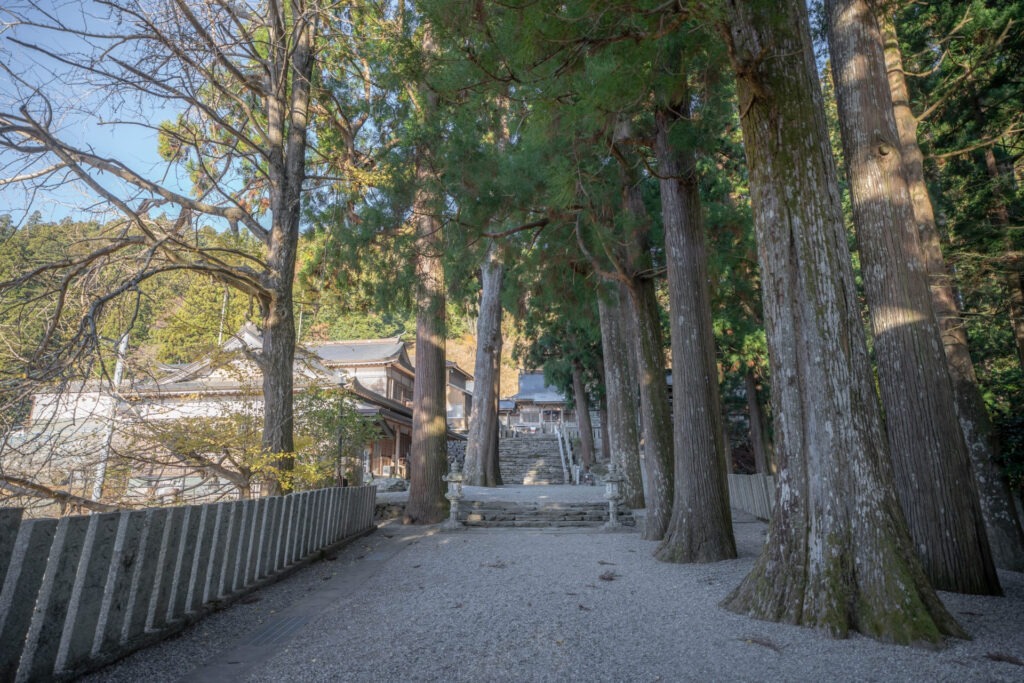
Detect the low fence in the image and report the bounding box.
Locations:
[0,485,376,682]
[728,473,775,520]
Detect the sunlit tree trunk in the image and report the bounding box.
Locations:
[261,6,316,496]
[405,28,448,523]
[720,0,965,643]
[826,0,1000,594]
[653,102,735,563]
[881,13,1024,571]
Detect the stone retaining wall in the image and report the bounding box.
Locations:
[0,486,376,682]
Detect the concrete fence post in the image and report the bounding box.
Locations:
[16,515,91,682]
[297,491,311,561]
[183,504,213,614]
[263,496,283,578]
[0,518,57,681]
[121,508,169,643]
[92,509,149,658]
[0,508,24,591]
[149,506,185,631]
[275,494,292,572]
[248,497,264,583]
[227,500,252,596]
[56,512,122,675]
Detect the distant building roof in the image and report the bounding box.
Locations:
[509,372,566,404]
[312,338,408,367]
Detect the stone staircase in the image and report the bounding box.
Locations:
[498,435,566,485]
[458,500,634,528]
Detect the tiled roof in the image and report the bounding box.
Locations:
[509,372,566,404]
[312,338,407,366]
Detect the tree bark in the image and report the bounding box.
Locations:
[826,0,1000,594]
[622,274,674,541]
[720,0,964,643]
[598,395,611,463]
[406,198,449,523]
[405,29,448,523]
[464,240,504,487]
[597,286,644,509]
[1007,266,1024,374]
[881,14,1024,571]
[260,5,316,497]
[653,103,736,563]
[617,172,675,540]
[485,319,503,487]
[571,360,595,469]
[744,370,771,474]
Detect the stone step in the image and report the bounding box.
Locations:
[375,498,635,528]
[498,436,567,486]
[457,500,633,528]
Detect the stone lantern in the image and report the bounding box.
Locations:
[441,470,464,531]
[603,464,625,530]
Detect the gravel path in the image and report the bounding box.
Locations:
[80,505,1024,683]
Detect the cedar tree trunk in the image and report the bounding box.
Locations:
[617,172,675,540]
[571,360,595,469]
[406,197,449,523]
[881,14,1024,571]
[465,241,504,486]
[826,0,1000,594]
[653,103,736,563]
[597,286,645,509]
[720,0,965,643]
[405,39,449,523]
[744,370,771,474]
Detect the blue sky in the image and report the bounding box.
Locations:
[0,7,185,225]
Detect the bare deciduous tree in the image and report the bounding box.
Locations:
[0,1,374,497]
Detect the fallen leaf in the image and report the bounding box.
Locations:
[986,652,1024,666]
[598,560,616,566]
[599,570,619,581]
[743,636,782,653]
[578,604,591,611]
